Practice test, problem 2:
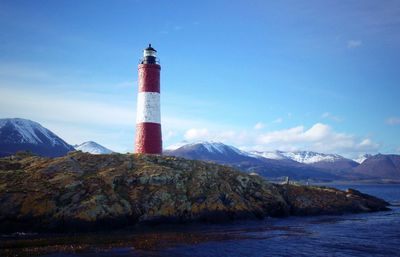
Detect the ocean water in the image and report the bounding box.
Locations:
[2,184,400,257]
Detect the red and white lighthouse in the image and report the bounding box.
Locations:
[135,44,162,154]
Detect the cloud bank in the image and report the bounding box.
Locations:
[183,123,379,158]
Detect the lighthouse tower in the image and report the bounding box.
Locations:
[135,44,162,154]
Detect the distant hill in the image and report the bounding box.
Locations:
[165,141,400,181]
[251,150,359,174]
[308,158,360,175]
[164,142,341,181]
[251,150,344,164]
[164,141,259,164]
[74,141,113,154]
[354,154,400,179]
[0,118,74,157]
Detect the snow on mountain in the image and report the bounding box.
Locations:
[250,150,344,163]
[281,151,344,164]
[164,141,261,164]
[0,118,70,148]
[0,118,74,157]
[74,141,113,154]
[172,141,243,155]
[354,154,373,164]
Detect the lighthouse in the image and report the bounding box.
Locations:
[135,44,162,154]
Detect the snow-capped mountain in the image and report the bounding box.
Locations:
[354,154,372,164]
[354,154,400,179]
[185,141,252,156]
[282,151,344,164]
[0,118,74,157]
[166,141,400,180]
[251,150,360,174]
[248,150,359,174]
[164,141,340,180]
[164,141,256,163]
[251,150,344,164]
[74,141,113,154]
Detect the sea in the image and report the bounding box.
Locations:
[2,184,400,257]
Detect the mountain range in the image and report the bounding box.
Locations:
[74,141,113,154]
[1,118,399,181]
[164,141,400,181]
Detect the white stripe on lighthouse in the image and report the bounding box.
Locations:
[136,92,161,123]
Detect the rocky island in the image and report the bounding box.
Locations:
[0,152,389,232]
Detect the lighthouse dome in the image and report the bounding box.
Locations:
[143,44,157,57]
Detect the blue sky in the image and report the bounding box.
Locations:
[0,0,399,158]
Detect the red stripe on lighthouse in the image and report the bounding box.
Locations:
[138,64,160,93]
[135,123,162,154]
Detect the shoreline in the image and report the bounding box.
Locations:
[1,206,398,257]
[268,179,400,186]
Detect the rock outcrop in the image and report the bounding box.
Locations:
[0,152,389,232]
[277,185,389,215]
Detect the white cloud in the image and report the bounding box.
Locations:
[258,123,334,144]
[257,123,378,156]
[386,117,400,125]
[254,122,266,130]
[303,123,332,141]
[358,138,377,148]
[259,126,304,144]
[347,40,362,48]
[181,123,379,158]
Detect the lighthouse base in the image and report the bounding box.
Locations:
[135,122,162,154]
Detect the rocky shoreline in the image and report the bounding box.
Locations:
[0,152,389,232]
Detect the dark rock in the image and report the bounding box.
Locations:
[278,184,390,216]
